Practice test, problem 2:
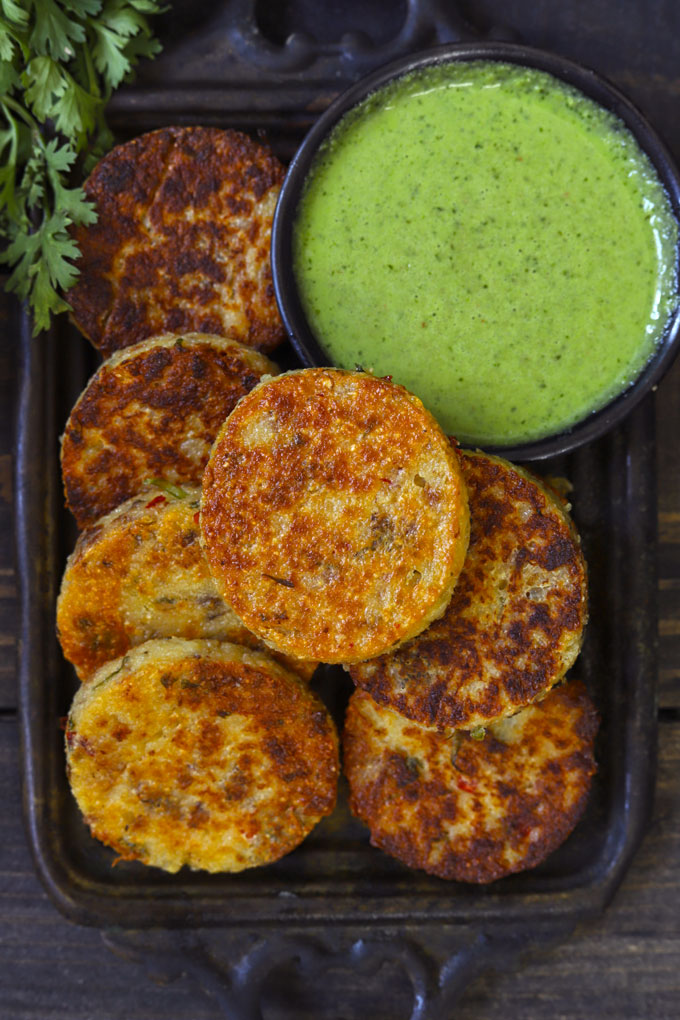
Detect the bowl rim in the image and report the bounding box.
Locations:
[271,40,680,461]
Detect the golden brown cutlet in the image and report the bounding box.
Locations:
[350,450,588,730]
[65,638,339,873]
[343,680,598,883]
[60,332,278,529]
[65,126,286,357]
[200,368,470,664]
[56,484,318,682]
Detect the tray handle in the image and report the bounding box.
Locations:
[225,0,516,74]
[103,922,569,1018]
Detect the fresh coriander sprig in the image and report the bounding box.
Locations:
[0,0,164,335]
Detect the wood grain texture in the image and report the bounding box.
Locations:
[0,293,18,710]
[657,360,680,708]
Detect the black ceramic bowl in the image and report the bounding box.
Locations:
[271,41,680,460]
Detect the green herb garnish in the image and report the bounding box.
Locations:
[146,477,187,499]
[469,726,486,741]
[0,0,164,335]
[98,652,129,685]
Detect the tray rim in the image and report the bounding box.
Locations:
[15,311,659,931]
[12,12,661,935]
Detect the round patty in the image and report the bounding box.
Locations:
[65,126,286,357]
[350,450,587,730]
[344,680,598,883]
[56,484,318,682]
[60,332,278,529]
[200,368,470,664]
[65,638,339,873]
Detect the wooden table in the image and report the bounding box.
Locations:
[2,3,680,1016]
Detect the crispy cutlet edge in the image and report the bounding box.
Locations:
[67,126,285,355]
[349,448,589,729]
[66,636,339,872]
[199,368,471,664]
[68,128,181,349]
[462,448,590,656]
[342,679,599,883]
[59,332,279,528]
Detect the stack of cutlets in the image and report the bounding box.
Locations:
[197,367,597,883]
[58,129,339,874]
[57,124,597,882]
[345,451,598,883]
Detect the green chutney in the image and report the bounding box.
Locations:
[292,61,679,445]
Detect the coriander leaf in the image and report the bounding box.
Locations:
[118,24,160,68]
[3,210,82,330]
[52,72,100,138]
[0,58,20,98]
[91,0,161,88]
[42,135,77,174]
[3,229,42,300]
[90,22,133,87]
[38,210,82,285]
[0,18,15,60]
[127,0,164,12]
[61,0,103,16]
[29,259,73,332]
[22,147,48,209]
[19,137,95,229]
[1,0,29,25]
[53,179,97,224]
[0,0,163,334]
[44,140,97,225]
[100,0,148,38]
[30,0,86,60]
[22,55,68,122]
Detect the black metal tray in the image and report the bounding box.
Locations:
[14,3,660,1015]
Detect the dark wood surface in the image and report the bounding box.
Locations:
[3,3,680,1016]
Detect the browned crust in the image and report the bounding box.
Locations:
[65,126,286,356]
[66,639,338,873]
[343,681,598,883]
[350,450,588,729]
[60,332,277,528]
[200,368,470,663]
[56,485,318,682]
